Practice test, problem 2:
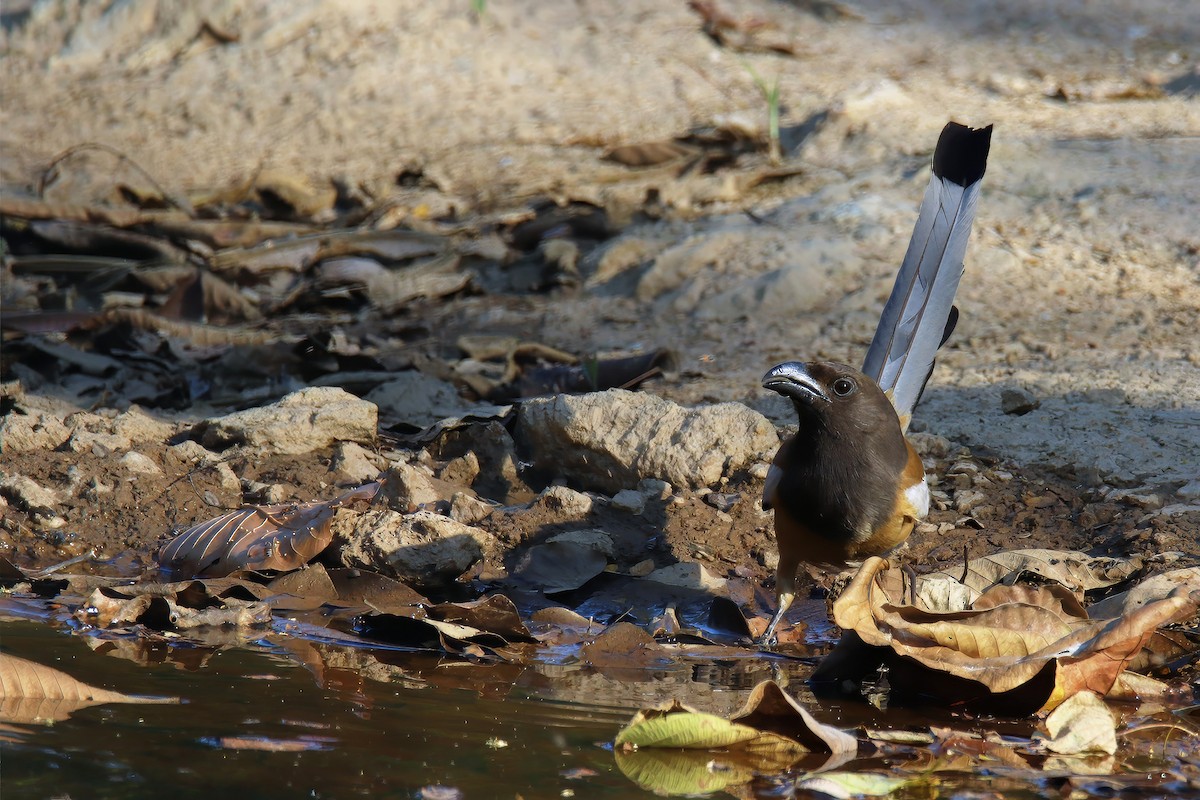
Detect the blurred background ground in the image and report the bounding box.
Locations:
[1,0,1198,571]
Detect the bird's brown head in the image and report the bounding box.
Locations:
[762,361,900,436]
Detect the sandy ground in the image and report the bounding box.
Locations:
[1,0,1198,576]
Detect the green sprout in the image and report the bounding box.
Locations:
[741,60,782,164]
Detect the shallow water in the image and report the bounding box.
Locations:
[3,592,1194,800]
[2,618,662,798]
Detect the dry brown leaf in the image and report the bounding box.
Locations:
[604,140,699,168]
[925,549,1144,595]
[1087,567,1200,619]
[158,482,379,579]
[428,595,535,642]
[0,652,178,724]
[582,622,669,669]
[253,168,337,220]
[826,558,1199,712]
[75,578,275,630]
[730,680,858,757]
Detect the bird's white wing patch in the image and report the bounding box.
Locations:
[905,478,931,519]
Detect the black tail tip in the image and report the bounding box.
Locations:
[932,122,992,187]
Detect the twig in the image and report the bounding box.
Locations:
[38,142,197,218]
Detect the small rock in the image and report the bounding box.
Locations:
[953,489,987,514]
[1177,480,1200,501]
[511,529,614,593]
[0,473,60,513]
[380,462,441,509]
[331,442,383,484]
[645,561,727,592]
[638,478,672,501]
[111,406,175,444]
[242,480,286,505]
[120,451,162,476]
[628,558,656,577]
[1105,489,1163,510]
[704,492,740,512]
[610,489,645,514]
[517,389,777,493]
[196,386,377,455]
[438,451,480,486]
[213,462,241,492]
[1000,387,1040,416]
[170,440,218,465]
[336,508,491,589]
[365,371,466,429]
[449,491,494,525]
[65,429,131,457]
[907,432,953,459]
[748,462,771,481]
[0,411,70,452]
[531,485,594,517]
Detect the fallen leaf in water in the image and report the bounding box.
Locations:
[75,579,274,631]
[613,680,856,791]
[0,652,178,724]
[731,681,857,756]
[616,679,853,756]
[795,772,912,798]
[819,557,1200,713]
[428,595,535,642]
[583,622,669,669]
[157,482,379,579]
[617,699,803,755]
[614,747,755,795]
[214,735,332,752]
[1039,691,1117,755]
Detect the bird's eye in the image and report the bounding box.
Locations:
[832,377,857,397]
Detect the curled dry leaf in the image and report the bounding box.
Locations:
[822,557,1200,713]
[157,482,380,579]
[0,652,178,724]
[730,680,858,757]
[76,578,274,631]
[925,549,1146,597]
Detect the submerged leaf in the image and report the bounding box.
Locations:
[0,653,177,724]
[796,772,912,798]
[614,747,754,794]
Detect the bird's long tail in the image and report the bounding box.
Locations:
[861,122,993,429]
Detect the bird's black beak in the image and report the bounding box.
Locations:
[762,362,830,403]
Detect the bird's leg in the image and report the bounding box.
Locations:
[762,589,794,644]
[761,542,802,644]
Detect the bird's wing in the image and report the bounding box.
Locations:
[861,121,992,428]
